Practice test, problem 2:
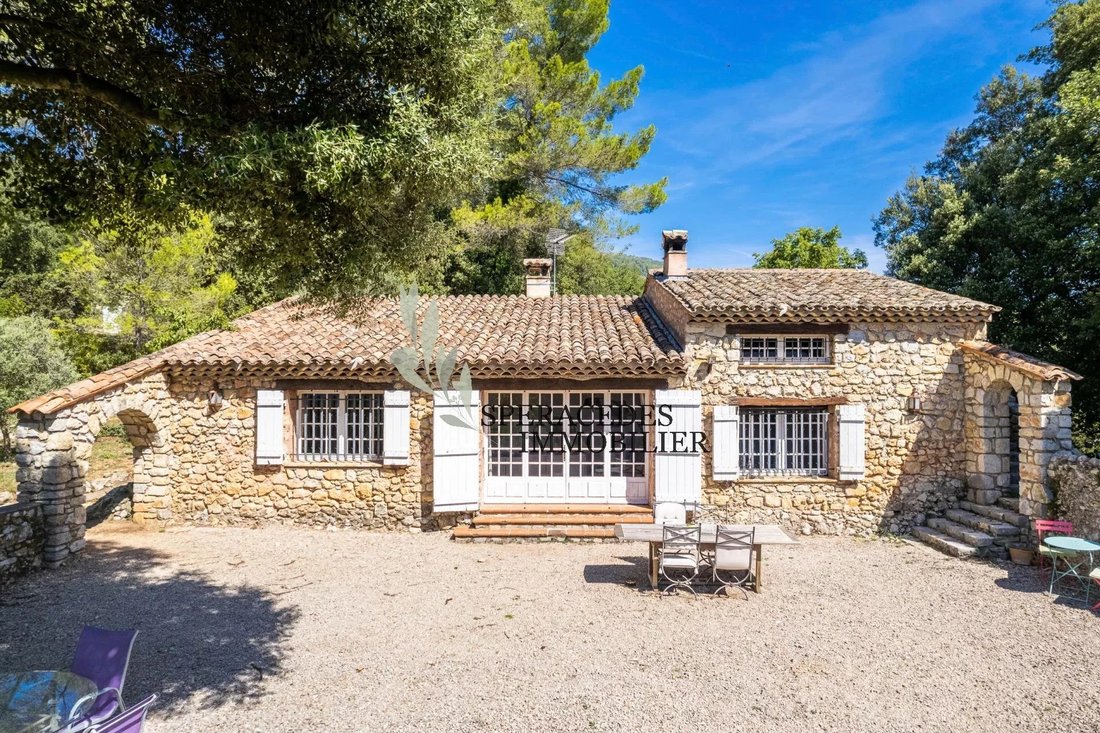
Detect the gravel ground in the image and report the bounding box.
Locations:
[1,525,1098,733]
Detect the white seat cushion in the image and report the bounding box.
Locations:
[661,554,698,569]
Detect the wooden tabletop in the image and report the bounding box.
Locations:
[614,523,798,545]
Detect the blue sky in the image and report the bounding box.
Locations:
[588,0,1052,272]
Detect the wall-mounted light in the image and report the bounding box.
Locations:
[906,395,924,413]
[208,389,225,410]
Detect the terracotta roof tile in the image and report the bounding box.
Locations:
[170,295,683,376]
[653,269,1000,323]
[11,295,684,416]
[960,340,1082,382]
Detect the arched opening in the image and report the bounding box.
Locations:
[74,406,169,528]
[979,380,1021,502]
[83,417,135,525]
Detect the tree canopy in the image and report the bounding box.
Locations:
[753,226,868,269]
[874,0,1100,453]
[0,0,508,299]
[439,0,667,295]
[0,315,78,453]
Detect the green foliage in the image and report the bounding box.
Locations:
[48,211,248,373]
[556,236,646,295]
[753,226,868,269]
[443,0,666,291]
[0,0,508,300]
[0,316,78,454]
[874,0,1100,453]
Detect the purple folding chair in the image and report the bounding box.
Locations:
[67,626,139,726]
[87,694,156,733]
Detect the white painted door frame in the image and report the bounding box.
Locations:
[482,389,650,505]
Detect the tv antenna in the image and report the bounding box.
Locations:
[544,228,574,295]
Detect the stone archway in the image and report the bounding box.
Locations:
[74,407,171,527]
[969,379,1021,505]
[963,343,1076,519]
[14,379,173,565]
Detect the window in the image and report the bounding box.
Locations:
[294,392,384,461]
[740,408,828,476]
[483,390,649,481]
[486,392,524,477]
[740,336,830,365]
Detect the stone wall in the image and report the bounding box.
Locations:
[164,377,442,531]
[13,372,451,564]
[0,502,43,580]
[670,320,988,535]
[1049,453,1100,541]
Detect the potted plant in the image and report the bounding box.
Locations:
[1008,542,1034,566]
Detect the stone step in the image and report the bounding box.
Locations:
[945,508,1021,537]
[453,525,617,539]
[958,500,1029,529]
[473,513,653,526]
[996,496,1021,512]
[912,526,980,559]
[927,517,994,548]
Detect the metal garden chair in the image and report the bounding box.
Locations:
[654,501,687,525]
[711,527,755,599]
[659,524,702,596]
[84,694,156,733]
[66,626,139,729]
[1035,519,1076,579]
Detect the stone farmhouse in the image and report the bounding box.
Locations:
[6,231,1082,568]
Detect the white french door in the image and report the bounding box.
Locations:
[483,390,649,504]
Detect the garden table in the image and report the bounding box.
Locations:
[614,523,797,593]
[0,671,98,733]
[1044,536,1100,601]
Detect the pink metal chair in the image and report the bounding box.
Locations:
[1034,519,1075,576]
[1091,569,1100,613]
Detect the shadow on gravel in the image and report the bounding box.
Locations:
[994,562,1097,611]
[582,555,647,586]
[0,537,298,714]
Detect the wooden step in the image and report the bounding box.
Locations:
[476,504,652,515]
[473,513,653,526]
[453,525,617,539]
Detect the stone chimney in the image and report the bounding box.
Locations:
[523,258,553,298]
[662,229,688,278]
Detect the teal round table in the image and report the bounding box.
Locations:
[1044,536,1100,599]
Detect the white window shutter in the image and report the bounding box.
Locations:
[712,405,740,481]
[654,389,703,504]
[255,389,285,465]
[433,390,481,512]
[382,390,411,466]
[838,404,866,480]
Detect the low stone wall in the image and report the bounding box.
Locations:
[0,502,44,580]
[1049,453,1100,541]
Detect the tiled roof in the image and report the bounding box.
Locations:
[960,341,1083,382]
[11,295,684,416]
[652,269,1000,323]
[166,295,683,377]
[10,354,166,417]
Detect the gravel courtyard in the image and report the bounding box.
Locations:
[1,525,1097,732]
